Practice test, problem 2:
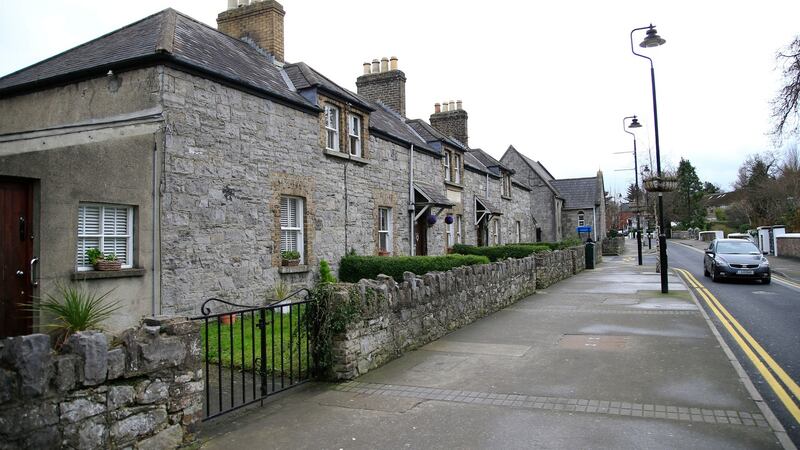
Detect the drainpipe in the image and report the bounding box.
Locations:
[152,140,158,316]
[409,144,415,256]
[485,173,489,198]
[592,206,597,242]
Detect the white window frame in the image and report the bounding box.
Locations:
[492,218,500,245]
[456,215,463,244]
[281,196,305,264]
[578,210,586,227]
[348,114,362,157]
[502,174,512,197]
[325,104,340,151]
[443,151,452,182]
[447,219,455,247]
[77,203,133,271]
[453,154,462,184]
[378,207,392,253]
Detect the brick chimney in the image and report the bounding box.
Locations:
[356,56,406,117]
[430,100,468,147]
[217,0,285,62]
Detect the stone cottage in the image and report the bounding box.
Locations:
[0,0,603,337]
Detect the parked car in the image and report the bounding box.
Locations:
[727,232,755,243]
[704,239,770,284]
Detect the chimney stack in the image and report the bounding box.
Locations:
[430,99,468,146]
[217,0,286,62]
[356,56,407,117]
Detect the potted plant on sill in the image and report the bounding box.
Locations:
[377,250,391,256]
[87,248,121,271]
[281,250,301,266]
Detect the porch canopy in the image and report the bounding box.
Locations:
[475,195,502,225]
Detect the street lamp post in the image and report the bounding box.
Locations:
[623,116,643,266]
[631,24,669,293]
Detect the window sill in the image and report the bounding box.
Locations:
[444,180,464,189]
[71,268,146,280]
[323,149,369,165]
[501,195,512,201]
[278,265,310,274]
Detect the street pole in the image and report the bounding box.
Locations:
[631,24,669,293]
[623,116,643,266]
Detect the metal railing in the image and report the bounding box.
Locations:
[192,289,314,421]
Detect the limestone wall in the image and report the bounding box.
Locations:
[0,317,201,449]
[533,246,584,289]
[776,235,800,259]
[330,256,537,379]
[602,237,625,256]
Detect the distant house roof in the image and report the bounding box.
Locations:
[0,9,314,111]
[703,191,744,208]
[283,62,373,111]
[550,177,599,209]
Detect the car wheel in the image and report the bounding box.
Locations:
[710,268,718,283]
[703,266,710,277]
[763,276,771,285]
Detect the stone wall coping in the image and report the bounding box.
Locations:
[71,268,146,280]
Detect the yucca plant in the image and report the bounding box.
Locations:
[32,282,120,346]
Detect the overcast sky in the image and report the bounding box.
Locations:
[2,0,798,197]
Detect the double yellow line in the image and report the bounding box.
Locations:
[675,268,800,425]
[775,275,800,290]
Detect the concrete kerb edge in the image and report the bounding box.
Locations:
[673,268,796,450]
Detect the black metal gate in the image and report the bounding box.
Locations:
[192,289,314,421]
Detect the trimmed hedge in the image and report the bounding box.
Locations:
[451,243,550,262]
[339,254,490,283]
[520,239,583,251]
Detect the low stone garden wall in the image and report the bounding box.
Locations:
[0,317,201,449]
[534,246,585,289]
[602,237,625,256]
[776,235,800,259]
[330,256,537,379]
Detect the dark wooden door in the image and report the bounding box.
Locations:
[1,178,34,338]
[415,215,428,256]
[477,221,487,247]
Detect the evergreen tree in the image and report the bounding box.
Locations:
[674,158,705,228]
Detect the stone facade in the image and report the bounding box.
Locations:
[0,317,202,449]
[330,256,537,379]
[602,237,626,256]
[498,148,562,242]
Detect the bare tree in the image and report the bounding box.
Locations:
[771,36,800,142]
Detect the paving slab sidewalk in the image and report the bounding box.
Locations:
[198,240,788,449]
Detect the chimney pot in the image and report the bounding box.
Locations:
[389,56,398,70]
[456,100,463,110]
[380,57,389,72]
[363,62,371,74]
[443,102,449,112]
[227,0,238,9]
[372,59,380,73]
[434,103,441,113]
[449,101,456,111]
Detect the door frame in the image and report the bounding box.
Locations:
[1,176,37,338]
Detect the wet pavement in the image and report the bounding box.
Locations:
[197,240,791,449]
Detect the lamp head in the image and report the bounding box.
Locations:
[628,117,642,128]
[640,25,666,48]
[642,165,651,175]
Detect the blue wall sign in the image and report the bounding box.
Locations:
[576,226,592,233]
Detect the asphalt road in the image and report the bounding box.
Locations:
[666,241,800,446]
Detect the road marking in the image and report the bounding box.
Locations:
[675,268,800,425]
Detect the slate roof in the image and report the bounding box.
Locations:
[0,9,312,109]
[368,102,437,154]
[463,151,491,175]
[406,119,468,151]
[468,148,513,177]
[414,182,454,207]
[283,62,373,111]
[550,177,599,209]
